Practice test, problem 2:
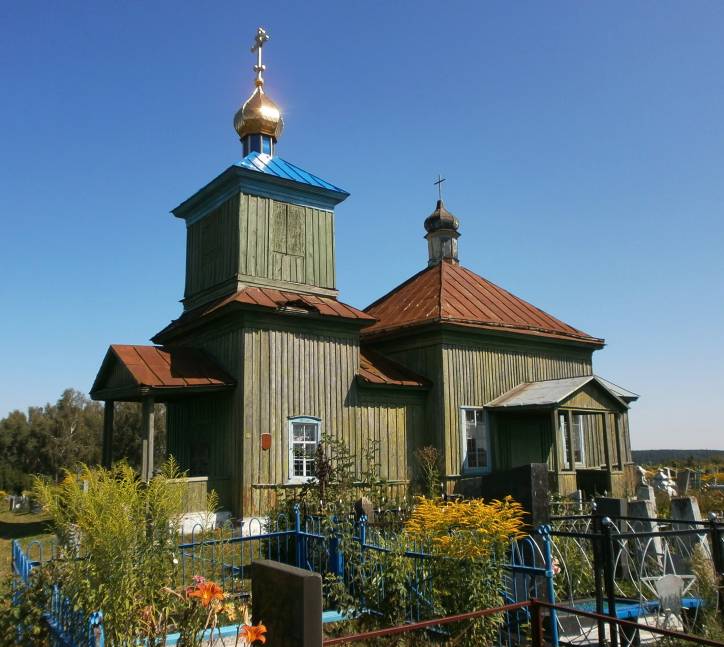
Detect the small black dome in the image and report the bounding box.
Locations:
[424,200,460,233]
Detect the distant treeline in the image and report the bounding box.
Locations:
[0,389,165,493]
[632,448,724,466]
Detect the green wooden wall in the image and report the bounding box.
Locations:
[441,340,593,477]
[492,413,554,471]
[165,312,426,517]
[184,193,337,310]
[166,393,235,508]
[374,331,594,482]
[241,321,425,514]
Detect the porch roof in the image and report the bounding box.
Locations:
[90,344,236,402]
[485,375,634,411]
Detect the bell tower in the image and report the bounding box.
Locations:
[172,27,349,311]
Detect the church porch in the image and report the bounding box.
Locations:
[89,344,236,492]
[485,375,638,499]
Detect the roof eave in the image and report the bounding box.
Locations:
[485,375,630,411]
[361,318,605,348]
[355,375,429,391]
[152,299,374,345]
[172,165,349,225]
[90,383,235,403]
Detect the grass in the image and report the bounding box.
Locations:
[0,510,54,579]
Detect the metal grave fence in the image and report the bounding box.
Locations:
[549,509,724,647]
[13,505,555,647]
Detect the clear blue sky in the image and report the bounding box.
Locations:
[1,2,723,450]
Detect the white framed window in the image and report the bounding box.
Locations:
[288,417,320,482]
[460,407,490,473]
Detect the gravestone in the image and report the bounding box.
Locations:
[595,497,627,528]
[637,485,656,503]
[252,560,322,647]
[628,499,664,565]
[354,497,375,524]
[473,463,550,526]
[671,497,709,556]
[676,470,691,495]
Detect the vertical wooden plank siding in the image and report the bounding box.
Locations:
[241,325,424,516]
[165,324,244,513]
[440,342,592,477]
[166,393,234,508]
[560,383,622,411]
[184,194,240,300]
[184,194,337,309]
[382,344,444,453]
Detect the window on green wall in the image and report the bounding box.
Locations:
[571,413,585,466]
[559,412,586,469]
[461,407,490,473]
[288,417,320,482]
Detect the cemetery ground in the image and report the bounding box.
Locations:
[0,509,51,579]
[5,447,724,646]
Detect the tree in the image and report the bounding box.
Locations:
[0,389,166,488]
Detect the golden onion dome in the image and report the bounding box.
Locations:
[234,85,284,140]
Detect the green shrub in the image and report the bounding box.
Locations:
[33,459,195,644]
[0,566,54,646]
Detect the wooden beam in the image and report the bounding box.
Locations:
[566,410,573,470]
[550,408,560,474]
[141,396,155,482]
[602,413,613,493]
[614,413,623,469]
[102,401,114,468]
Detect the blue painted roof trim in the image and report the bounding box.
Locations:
[238,152,346,192]
[173,154,349,225]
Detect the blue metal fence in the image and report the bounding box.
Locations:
[12,507,556,647]
[11,539,104,647]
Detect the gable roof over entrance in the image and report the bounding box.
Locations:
[485,375,635,411]
[90,345,236,402]
[362,261,604,346]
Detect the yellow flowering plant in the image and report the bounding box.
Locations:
[405,495,526,558]
[402,496,527,646]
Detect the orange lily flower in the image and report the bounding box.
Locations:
[188,580,225,608]
[240,622,267,644]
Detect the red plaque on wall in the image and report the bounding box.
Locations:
[261,433,272,451]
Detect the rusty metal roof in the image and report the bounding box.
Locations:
[485,375,629,410]
[362,261,604,346]
[90,345,235,401]
[153,286,375,344]
[358,347,430,389]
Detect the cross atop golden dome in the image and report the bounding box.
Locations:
[234,27,284,153]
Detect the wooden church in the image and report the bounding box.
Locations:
[91,28,639,517]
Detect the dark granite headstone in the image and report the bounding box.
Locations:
[594,497,628,526]
[252,560,322,647]
[354,496,375,523]
[459,463,550,526]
